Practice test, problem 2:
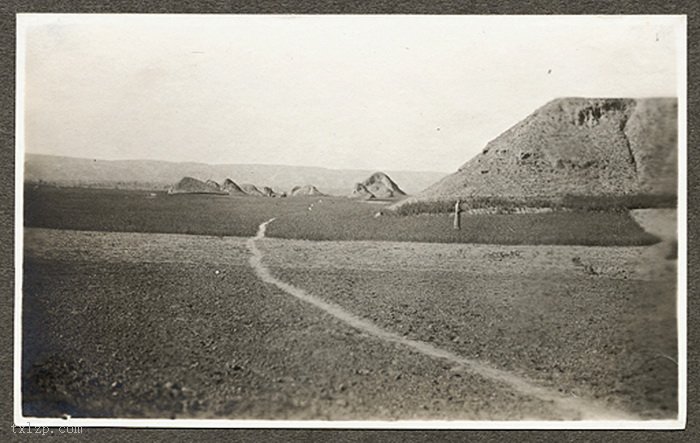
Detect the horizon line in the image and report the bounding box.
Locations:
[24,152,454,175]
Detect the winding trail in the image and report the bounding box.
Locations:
[246,218,639,421]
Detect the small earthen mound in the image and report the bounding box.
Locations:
[354,172,406,199]
[222,178,247,196]
[289,185,325,197]
[260,186,278,197]
[168,177,227,195]
[206,180,222,191]
[349,183,376,200]
[240,183,266,197]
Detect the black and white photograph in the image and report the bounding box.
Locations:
[15,14,686,428]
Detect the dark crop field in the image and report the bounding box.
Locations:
[24,186,309,237]
[24,186,659,246]
[267,198,659,246]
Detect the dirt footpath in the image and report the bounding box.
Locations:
[259,234,677,419]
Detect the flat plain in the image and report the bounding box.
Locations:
[25,187,659,245]
[21,187,677,420]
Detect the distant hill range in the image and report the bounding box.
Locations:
[349,172,406,200]
[392,97,677,210]
[24,154,446,196]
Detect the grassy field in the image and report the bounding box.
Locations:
[25,186,659,246]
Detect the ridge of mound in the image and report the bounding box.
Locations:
[221,178,247,195]
[348,183,376,200]
[290,185,325,196]
[392,97,677,210]
[360,172,406,199]
[168,176,227,195]
[240,183,265,197]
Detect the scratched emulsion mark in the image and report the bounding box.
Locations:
[247,218,639,421]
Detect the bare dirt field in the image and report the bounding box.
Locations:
[23,221,676,420]
[24,228,566,420]
[258,236,677,419]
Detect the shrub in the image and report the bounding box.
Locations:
[391,193,676,216]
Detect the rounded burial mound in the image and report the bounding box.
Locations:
[168,177,228,195]
[391,97,677,211]
[206,179,222,191]
[289,185,325,197]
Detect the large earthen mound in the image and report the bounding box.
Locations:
[392,97,676,209]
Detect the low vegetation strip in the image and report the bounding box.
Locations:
[390,194,677,216]
[248,219,640,420]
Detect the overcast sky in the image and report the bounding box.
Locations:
[20,15,683,172]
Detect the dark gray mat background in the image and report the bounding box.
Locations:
[1,1,697,441]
